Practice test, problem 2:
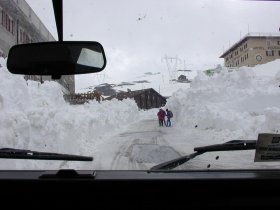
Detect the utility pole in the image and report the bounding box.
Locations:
[162,55,181,83]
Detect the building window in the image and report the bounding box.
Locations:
[7,16,14,34]
[19,28,31,44]
[278,41,280,45]
[256,55,262,62]
[5,14,8,31]
[19,29,23,43]
[0,7,2,24]
[11,20,14,34]
[266,40,271,47]
[1,9,5,27]
[266,50,274,56]
[1,9,14,35]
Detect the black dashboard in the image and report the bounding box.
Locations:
[1,169,280,208]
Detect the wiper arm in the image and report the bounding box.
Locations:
[150,140,256,170]
[150,151,204,171]
[0,148,93,161]
[194,140,256,152]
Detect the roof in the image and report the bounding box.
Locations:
[106,88,166,101]
[220,33,280,58]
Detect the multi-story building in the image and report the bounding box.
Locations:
[0,0,75,94]
[220,33,280,68]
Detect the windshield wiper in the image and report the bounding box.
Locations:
[150,140,256,170]
[0,148,93,161]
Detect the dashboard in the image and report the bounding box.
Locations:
[1,169,280,208]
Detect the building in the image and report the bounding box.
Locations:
[0,0,75,94]
[106,88,167,110]
[220,33,280,68]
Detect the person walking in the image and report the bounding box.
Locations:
[157,109,164,127]
[166,109,173,127]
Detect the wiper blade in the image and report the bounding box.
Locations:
[194,140,256,152]
[0,148,93,161]
[150,151,204,171]
[150,140,256,171]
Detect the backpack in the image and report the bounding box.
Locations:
[169,111,173,118]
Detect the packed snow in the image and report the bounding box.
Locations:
[1,57,280,170]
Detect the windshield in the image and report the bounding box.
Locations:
[1,0,280,170]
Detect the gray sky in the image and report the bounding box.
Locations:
[26,0,280,92]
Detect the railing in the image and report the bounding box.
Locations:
[64,91,103,105]
[245,32,280,37]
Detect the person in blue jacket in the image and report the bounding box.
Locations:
[166,109,173,127]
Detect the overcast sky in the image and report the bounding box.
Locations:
[26,0,280,92]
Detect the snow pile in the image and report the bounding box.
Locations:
[0,60,139,169]
[2,56,280,170]
[167,60,280,140]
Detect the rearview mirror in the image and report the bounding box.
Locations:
[7,41,106,77]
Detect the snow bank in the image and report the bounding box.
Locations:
[167,60,280,140]
[0,60,139,169]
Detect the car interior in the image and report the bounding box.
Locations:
[2,0,280,208]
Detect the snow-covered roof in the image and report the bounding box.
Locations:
[220,32,280,58]
[106,88,166,101]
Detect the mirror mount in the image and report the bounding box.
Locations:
[52,75,61,80]
[52,0,63,42]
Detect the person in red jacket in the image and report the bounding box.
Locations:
[157,108,165,127]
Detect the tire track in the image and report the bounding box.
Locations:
[110,119,180,169]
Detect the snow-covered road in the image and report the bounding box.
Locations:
[94,117,182,170]
[93,112,280,170]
